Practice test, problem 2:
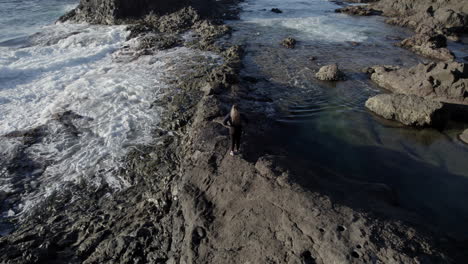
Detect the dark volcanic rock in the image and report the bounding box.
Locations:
[335,5,382,16]
[365,94,447,126]
[315,64,345,81]
[271,8,283,14]
[59,0,233,24]
[138,33,181,51]
[368,62,468,104]
[281,37,297,49]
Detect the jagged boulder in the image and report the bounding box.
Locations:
[315,64,345,81]
[396,32,454,61]
[335,6,382,16]
[365,94,447,126]
[368,62,468,104]
[281,37,297,49]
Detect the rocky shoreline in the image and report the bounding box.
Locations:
[336,0,468,138]
[1,0,468,263]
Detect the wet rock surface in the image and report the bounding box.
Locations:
[368,62,468,104]
[365,94,447,126]
[315,64,345,81]
[58,0,240,24]
[281,37,297,49]
[335,5,382,16]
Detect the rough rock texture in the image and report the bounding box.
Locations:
[368,62,468,104]
[373,0,468,40]
[397,32,455,61]
[281,37,297,49]
[460,129,468,144]
[365,94,447,126]
[315,64,345,81]
[335,5,382,16]
[334,0,467,59]
[58,0,238,24]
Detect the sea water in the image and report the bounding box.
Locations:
[229,0,468,238]
[0,0,221,223]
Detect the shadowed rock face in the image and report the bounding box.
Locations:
[365,94,446,127]
[59,0,219,24]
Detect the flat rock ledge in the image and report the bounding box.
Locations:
[365,94,446,126]
[315,64,345,81]
[367,62,468,105]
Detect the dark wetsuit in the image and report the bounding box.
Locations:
[223,113,248,151]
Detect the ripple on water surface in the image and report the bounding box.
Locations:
[229,0,468,238]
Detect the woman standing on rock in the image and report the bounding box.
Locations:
[223,104,248,156]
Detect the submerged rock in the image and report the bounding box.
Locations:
[281,37,297,49]
[368,62,468,104]
[315,64,345,81]
[365,94,447,126]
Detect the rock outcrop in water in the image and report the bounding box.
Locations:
[396,31,455,61]
[367,62,468,104]
[335,0,468,59]
[58,0,237,24]
[365,94,447,126]
[281,37,297,49]
[315,64,345,81]
[335,5,382,16]
[373,0,468,41]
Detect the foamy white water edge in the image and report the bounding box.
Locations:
[0,23,221,216]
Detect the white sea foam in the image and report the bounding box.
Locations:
[0,23,221,215]
[238,0,375,42]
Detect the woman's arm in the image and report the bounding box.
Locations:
[223,113,231,126]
